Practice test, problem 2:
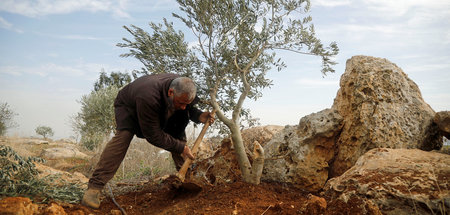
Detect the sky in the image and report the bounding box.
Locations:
[0,0,449,139]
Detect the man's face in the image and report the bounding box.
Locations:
[168,89,193,111]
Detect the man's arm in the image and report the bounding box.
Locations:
[188,104,214,124]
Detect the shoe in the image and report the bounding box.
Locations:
[81,188,101,209]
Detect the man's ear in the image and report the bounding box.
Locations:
[168,88,174,97]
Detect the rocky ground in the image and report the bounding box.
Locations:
[0,135,366,215]
[0,178,344,215]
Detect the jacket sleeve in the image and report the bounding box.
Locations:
[136,97,185,154]
[188,97,204,123]
[188,106,203,124]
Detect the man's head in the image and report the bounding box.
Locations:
[168,77,197,110]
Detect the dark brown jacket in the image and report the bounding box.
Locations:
[114,73,203,154]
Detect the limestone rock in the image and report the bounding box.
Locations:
[191,125,284,185]
[323,148,450,215]
[262,109,343,192]
[40,146,89,159]
[22,138,49,145]
[331,55,442,176]
[241,125,284,148]
[192,138,242,185]
[304,194,327,215]
[35,163,88,187]
[434,111,450,139]
[42,203,67,215]
[0,197,39,215]
[109,210,122,215]
[196,139,215,160]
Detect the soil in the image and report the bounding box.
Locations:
[64,178,321,215]
[0,137,368,215]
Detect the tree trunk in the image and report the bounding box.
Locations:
[249,141,264,185]
[229,124,252,178]
[229,124,265,184]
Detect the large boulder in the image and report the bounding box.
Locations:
[260,55,443,191]
[0,197,39,215]
[35,163,88,188]
[262,109,343,192]
[330,55,442,176]
[434,111,450,139]
[40,146,89,159]
[323,148,450,215]
[241,125,284,148]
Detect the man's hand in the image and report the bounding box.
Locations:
[182,145,195,160]
[199,112,215,124]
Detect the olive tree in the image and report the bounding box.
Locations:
[72,71,131,150]
[94,69,132,92]
[118,0,338,184]
[72,86,119,150]
[0,102,17,136]
[35,125,54,140]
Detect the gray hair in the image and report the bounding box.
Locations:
[169,77,197,100]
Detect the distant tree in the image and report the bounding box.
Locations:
[35,125,54,140]
[73,71,130,150]
[72,86,119,150]
[94,69,132,92]
[118,0,338,184]
[0,102,18,136]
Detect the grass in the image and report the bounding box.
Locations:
[440,145,450,155]
[112,138,176,181]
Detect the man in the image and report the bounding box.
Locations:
[81,73,214,209]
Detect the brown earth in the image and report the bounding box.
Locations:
[1,136,415,215]
[64,179,316,215]
[52,176,365,215]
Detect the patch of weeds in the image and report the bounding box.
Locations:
[439,145,450,155]
[0,145,84,203]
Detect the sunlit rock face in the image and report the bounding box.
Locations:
[330,55,442,177]
[263,108,343,192]
[434,111,450,139]
[323,148,450,215]
[261,55,443,191]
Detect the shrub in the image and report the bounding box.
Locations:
[0,145,84,203]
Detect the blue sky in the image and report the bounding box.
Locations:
[1,0,449,139]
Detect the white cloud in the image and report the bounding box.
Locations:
[187,40,198,49]
[0,66,23,76]
[0,16,23,33]
[362,0,450,17]
[0,16,11,28]
[125,0,177,12]
[445,30,450,45]
[32,31,107,41]
[57,34,103,40]
[0,0,130,18]
[313,0,351,7]
[341,24,401,35]
[0,62,105,81]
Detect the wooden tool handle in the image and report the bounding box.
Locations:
[177,110,216,182]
